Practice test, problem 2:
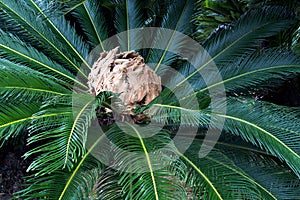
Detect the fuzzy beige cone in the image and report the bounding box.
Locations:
[88,47,161,120]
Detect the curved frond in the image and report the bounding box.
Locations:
[191,49,300,95]
[36,0,88,16]
[178,144,279,199]
[148,103,210,127]
[72,0,109,50]
[146,0,197,71]
[215,98,300,178]
[206,49,300,93]
[16,155,106,200]
[196,134,300,199]
[203,6,296,63]
[171,6,296,92]
[164,48,300,106]
[0,102,40,146]
[0,0,87,76]
[24,94,95,175]
[114,0,148,51]
[0,58,71,101]
[107,123,187,200]
[71,168,122,200]
[0,30,87,89]
[28,0,91,69]
[221,141,300,200]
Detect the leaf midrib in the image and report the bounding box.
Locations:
[29,0,91,70]
[177,151,223,200]
[179,64,300,103]
[0,2,88,78]
[0,43,88,89]
[154,0,189,73]
[206,156,277,200]
[3,86,69,95]
[215,113,300,160]
[0,112,71,128]
[63,100,93,167]
[58,134,105,200]
[83,2,105,51]
[126,122,159,200]
[175,20,282,88]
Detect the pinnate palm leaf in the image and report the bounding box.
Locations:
[114,0,148,51]
[0,0,88,76]
[24,94,95,175]
[72,0,109,50]
[216,98,300,177]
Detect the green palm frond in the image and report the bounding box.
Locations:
[203,6,296,63]
[162,49,300,107]
[142,97,300,177]
[24,94,95,175]
[107,123,187,199]
[179,145,276,199]
[193,0,247,41]
[194,49,300,94]
[0,59,70,102]
[0,102,40,146]
[16,155,104,200]
[36,0,88,16]
[190,133,300,199]
[72,168,122,199]
[146,0,197,71]
[0,0,299,199]
[172,132,300,199]
[72,0,109,50]
[222,144,300,200]
[0,0,88,76]
[216,98,300,177]
[153,7,298,101]
[28,0,91,69]
[0,30,87,89]
[114,0,148,51]
[146,102,211,127]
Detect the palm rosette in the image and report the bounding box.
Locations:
[0,0,299,199]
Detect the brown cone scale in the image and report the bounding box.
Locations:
[88,47,161,123]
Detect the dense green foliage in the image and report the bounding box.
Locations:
[0,0,299,199]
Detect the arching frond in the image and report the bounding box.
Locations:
[0,1,299,199]
[177,142,287,199]
[28,0,91,69]
[180,134,300,199]
[208,49,300,93]
[0,102,40,146]
[194,49,300,94]
[71,168,122,200]
[203,6,296,64]
[24,94,95,175]
[114,0,148,51]
[167,6,296,94]
[16,155,105,200]
[0,0,87,76]
[146,0,197,71]
[163,48,300,107]
[0,58,71,101]
[72,0,109,50]
[147,103,211,127]
[0,30,87,89]
[215,98,300,178]
[106,123,187,200]
[221,142,300,200]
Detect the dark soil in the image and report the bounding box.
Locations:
[0,143,31,200]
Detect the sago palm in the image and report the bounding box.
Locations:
[0,0,299,199]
